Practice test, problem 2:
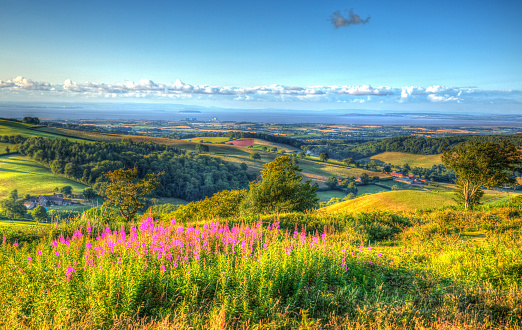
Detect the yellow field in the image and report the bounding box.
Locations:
[322,190,457,213]
[367,152,442,168]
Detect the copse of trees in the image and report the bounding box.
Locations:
[22,117,41,125]
[166,156,319,220]
[17,137,253,201]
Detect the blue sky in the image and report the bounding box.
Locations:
[1,0,521,112]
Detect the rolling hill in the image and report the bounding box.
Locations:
[322,190,457,213]
[363,152,442,168]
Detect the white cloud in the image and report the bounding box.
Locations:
[0,76,521,106]
[0,76,53,90]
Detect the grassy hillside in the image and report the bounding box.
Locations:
[0,154,87,199]
[322,190,457,213]
[0,120,85,142]
[365,151,442,168]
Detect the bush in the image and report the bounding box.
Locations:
[173,189,247,221]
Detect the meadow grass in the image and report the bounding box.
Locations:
[0,120,86,142]
[363,152,442,168]
[323,190,458,213]
[0,154,87,199]
[0,204,520,328]
[0,142,16,154]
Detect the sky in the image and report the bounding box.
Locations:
[1,0,521,113]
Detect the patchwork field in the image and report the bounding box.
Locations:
[0,154,87,199]
[364,152,442,168]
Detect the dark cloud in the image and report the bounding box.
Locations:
[330,9,370,28]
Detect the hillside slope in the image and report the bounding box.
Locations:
[322,190,457,213]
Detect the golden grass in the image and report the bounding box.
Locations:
[368,152,442,168]
[322,190,457,213]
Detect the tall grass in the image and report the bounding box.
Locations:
[0,206,520,328]
[0,217,382,328]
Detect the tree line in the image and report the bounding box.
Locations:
[16,137,254,201]
[304,135,522,160]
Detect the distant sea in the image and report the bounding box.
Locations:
[1,102,521,126]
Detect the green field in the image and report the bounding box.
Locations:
[365,151,442,168]
[316,190,348,202]
[0,120,80,141]
[0,154,87,199]
[183,136,230,143]
[322,190,457,213]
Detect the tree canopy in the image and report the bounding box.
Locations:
[103,168,164,222]
[240,156,318,214]
[0,189,27,219]
[442,140,521,209]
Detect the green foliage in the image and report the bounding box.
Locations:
[22,117,40,125]
[326,176,338,190]
[319,152,329,162]
[195,143,209,153]
[174,189,247,221]
[326,197,341,206]
[0,189,27,219]
[343,157,353,165]
[82,187,96,200]
[17,137,252,201]
[60,186,72,196]
[249,152,261,160]
[240,156,318,214]
[103,168,163,222]
[442,140,522,209]
[32,205,48,222]
[343,193,355,201]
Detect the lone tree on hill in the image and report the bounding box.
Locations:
[249,152,261,160]
[320,152,329,162]
[442,140,521,209]
[103,168,164,222]
[240,155,318,214]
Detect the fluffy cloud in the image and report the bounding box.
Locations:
[1,76,520,106]
[0,76,53,90]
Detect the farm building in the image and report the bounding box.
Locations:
[24,195,73,209]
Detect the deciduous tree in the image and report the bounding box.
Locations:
[442,140,521,209]
[103,168,164,222]
[240,156,318,214]
[319,152,329,162]
[32,205,48,223]
[0,189,26,219]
